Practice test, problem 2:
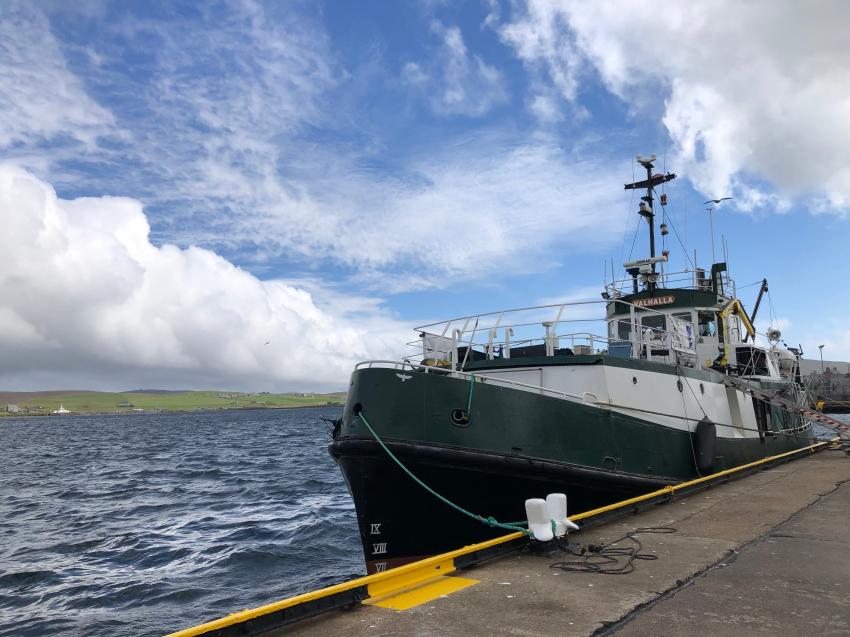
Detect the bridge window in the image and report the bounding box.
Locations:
[673,311,693,325]
[609,319,632,341]
[698,311,717,337]
[641,314,666,332]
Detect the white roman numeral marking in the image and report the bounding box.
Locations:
[375,562,387,572]
[370,523,381,535]
[372,542,387,555]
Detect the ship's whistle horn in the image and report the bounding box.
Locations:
[546,493,579,537]
[524,498,554,541]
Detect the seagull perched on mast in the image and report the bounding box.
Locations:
[703,197,732,204]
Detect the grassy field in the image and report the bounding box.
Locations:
[0,390,346,416]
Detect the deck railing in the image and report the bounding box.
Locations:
[407,298,696,369]
[604,267,737,298]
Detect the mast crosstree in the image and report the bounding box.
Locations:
[624,155,676,292]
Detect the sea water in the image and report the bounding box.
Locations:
[2,409,847,637]
[0,407,362,637]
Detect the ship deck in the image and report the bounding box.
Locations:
[168,444,850,637]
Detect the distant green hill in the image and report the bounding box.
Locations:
[0,390,346,416]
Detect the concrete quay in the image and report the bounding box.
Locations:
[282,450,850,637]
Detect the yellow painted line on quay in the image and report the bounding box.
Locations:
[164,533,522,637]
[364,570,480,611]
[165,438,834,637]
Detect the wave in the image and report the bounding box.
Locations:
[0,406,360,637]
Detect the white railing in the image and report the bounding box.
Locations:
[408,298,697,369]
[604,267,737,298]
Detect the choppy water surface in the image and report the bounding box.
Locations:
[1,409,847,637]
[0,408,362,637]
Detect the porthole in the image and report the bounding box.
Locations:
[700,383,705,394]
[677,379,684,392]
[632,376,638,385]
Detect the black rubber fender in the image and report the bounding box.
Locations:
[694,417,717,474]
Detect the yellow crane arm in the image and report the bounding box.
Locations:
[717,299,756,366]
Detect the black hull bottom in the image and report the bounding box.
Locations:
[331,438,673,573]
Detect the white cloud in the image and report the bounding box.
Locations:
[402,20,508,117]
[499,2,580,103]
[536,285,606,308]
[401,61,429,87]
[0,165,403,391]
[0,1,115,149]
[0,3,633,294]
[113,1,337,227]
[497,0,850,212]
[751,316,849,365]
[527,90,564,124]
[753,317,792,350]
[481,0,501,30]
[802,326,850,366]
[292,140,633,290]
[0,1,338,242]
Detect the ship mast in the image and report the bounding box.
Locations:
[623,154,676,293]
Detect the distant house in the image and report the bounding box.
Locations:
[117,401,134,408]
[5,404,20,413]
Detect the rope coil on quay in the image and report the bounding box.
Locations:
[550,527,677,575]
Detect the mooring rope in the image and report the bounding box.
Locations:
[356,409,531,536]
[550,527,677,575]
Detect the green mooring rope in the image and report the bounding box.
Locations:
[357,410,531,536]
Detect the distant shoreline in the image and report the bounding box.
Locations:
[0,403,345,419]
[0,389,346,418]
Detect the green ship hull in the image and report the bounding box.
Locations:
[330,361,815,573]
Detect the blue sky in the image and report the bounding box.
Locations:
[1,0,848,390]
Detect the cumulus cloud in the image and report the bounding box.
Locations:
[0,3,639,292]
[497,0,850,211]
[402,21,508,117]
[0,0,659,305]
[0,166,402,391]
